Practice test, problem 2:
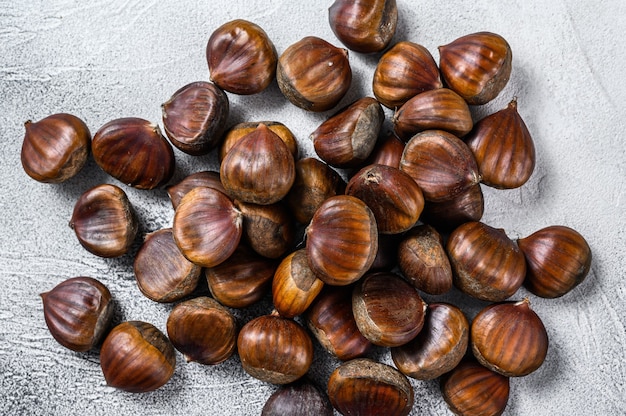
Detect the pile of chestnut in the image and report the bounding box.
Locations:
[27,1,592,415]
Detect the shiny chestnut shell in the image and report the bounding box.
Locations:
[235,200,295,259]
[518,225,592,298]
[21,113,91,183]
[471,298,549,377]
[237,313,314,384]
[364,131,405,169]
[206,19,277,95]
[166,170,225,210]
[420,183,484,231]
[220,121,299,162]
[40,276,113,352]
[306,195,378,286]
[328,358,414,416]
[92,117,175,190]
[262,379,333,416]
[100,321,176,393]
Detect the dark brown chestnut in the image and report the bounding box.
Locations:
[166,296,237,365]
[220,121,299,162]
[420,182,484,231]
[364,131,405,169]
[133,228,201,303]
[391,303,468,380]
[161,81,229,155]
[100,321,176,393]
[40,276,113,352]
[166,170,225,210]
[69,183,138,258]
[92,117,175,190]
[206,19,277,95]
[328,358,414,416]
[234,200,295,259]
[237,312,314,384]
[262,379,333,416]
[21,113,91,183]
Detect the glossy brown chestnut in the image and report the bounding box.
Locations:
[92,117,175,190]
[352,272,426,347]
[397,224,453,295]
[305,286,373,361]
[277,36,352,112]
[133,228,202,303]
[234,200,295,259]
[373,41,443,109]
[305,195,378,286]
[346,164,424,234]
[441,358,510,416]
[446,221,526,302]
[21,113,91,183]
[69,183,138,258]
[391,303,468,380]
[272,249,325,318]
[328,0,398,53]
[161,81,229,155]
[393,88,473,140]
[166,170,226,210]
[369,233,402,272]
[237,313,314,384]
[206,19,277,95]
[262,379,333,416]
[100,321,176,393]
[465,98,535,189]
[311,97,384,169]
[220,121,299,162]
[364,131,405,169]
[471,298,549,377]
[399,130,480,202]
[285,157,346,224]
[439,32,512,105]
[40,276,113,352]
[518,225,592,298]
[220,123,295,205]
[172,186,243,268]
[205,244,278,309]
[328,358,414,416]
[166,296,237,365]
[420,183,484,231]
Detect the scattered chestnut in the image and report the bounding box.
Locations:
[237,312,314,384]
[373,41,442,109]
[397,224,453,295]
[172,186,243,268]
[439,32,512,105]
[391,303,468,380]
[305,195,378,286]
[277,36,352,112]
[206,19,277,95]
[21,113,91,183]
[311,97,384,169]
[166,296,237,365]
[441,358,510,416]
[220,121,299,162]
[447,221,526,302]
[100,321,176,393]
[234,200,295,259]
[328,358,414,416]
[166,170,225,210]
[161,81,229,155]
[92,117,175,190]
[133,228,201,303]
[471,298,549,377]
[40,276,113,352]
[272,249,325,318]
[220,123,295,205]
[262,379,333,416]
[328,0,398,53]
[399,130,480,202]
[420,182,484,231]
[69,183,138,258]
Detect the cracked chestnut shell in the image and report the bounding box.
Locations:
[21,113,91,183]
[262,379,333,416]
[40,276,113,352]
[92,117,175,190]
[206,19,277,95]
[439,32,512,105]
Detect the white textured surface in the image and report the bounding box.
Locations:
[1,1,625,415]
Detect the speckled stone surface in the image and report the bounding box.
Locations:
[1,1,625,415]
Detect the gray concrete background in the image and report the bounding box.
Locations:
[1,0,625,415]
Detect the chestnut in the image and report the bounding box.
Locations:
[419,182,484,231]
[166,170,225,210]
[364,131,405,169]
[237,312,314,384]
[21,113,91,183]
[166,296,237,365]
[100,321,176,393]
[220,121,299,162]
[40,276,113,352]
[328,358,414,416]
[69,183,138,258]
[262,379,333,416]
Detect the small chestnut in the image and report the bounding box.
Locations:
[272,249,324,318]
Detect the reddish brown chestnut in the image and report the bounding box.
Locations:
[220,121,299,163]
[166,170,225,210]
[364,131,405,169]
[272,249,324,318]
[420,183,484,231]
[234,200,295,259]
